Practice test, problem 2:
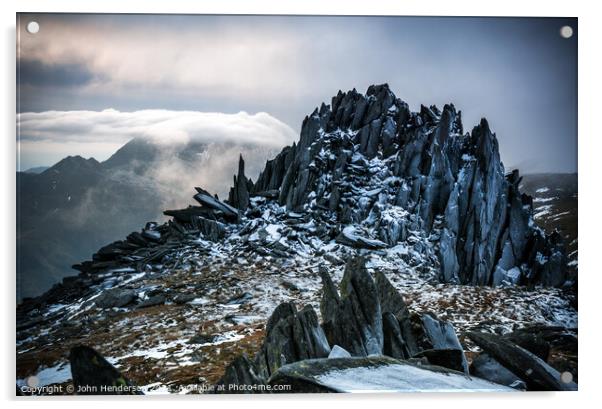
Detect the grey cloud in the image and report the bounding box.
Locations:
[17,14,577,173]
[18,58,95,88]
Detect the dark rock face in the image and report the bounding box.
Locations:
[246,84,567,287]
[253,302,331,379]
[219,257,481,392]
[502,325,578,378]
[216,301,331,391]
[375,270,418,356]
[320,257,383,356]
[412,349,467,374]
[382,312,408,359]
[69,345,140,395]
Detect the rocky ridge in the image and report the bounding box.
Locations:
[245,84,568,287]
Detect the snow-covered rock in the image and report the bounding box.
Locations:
[269,356,513,393]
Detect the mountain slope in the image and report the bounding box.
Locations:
[17,151,164,300]
[520,173,577,277]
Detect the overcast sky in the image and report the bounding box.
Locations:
[17,14,577,173]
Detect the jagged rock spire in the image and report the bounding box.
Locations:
[228,154,252,210]
[247,84,567,287]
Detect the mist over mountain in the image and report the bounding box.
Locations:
[17,137,283,299]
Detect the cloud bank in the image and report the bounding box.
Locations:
[18,109,296,146]
[19,109,297,203]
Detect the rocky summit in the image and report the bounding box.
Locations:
[16,85,577,394]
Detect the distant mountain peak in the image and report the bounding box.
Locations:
[101,138,160,170]
[22,166,49,174]
[47,155,101,173]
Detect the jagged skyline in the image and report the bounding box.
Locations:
[17,14,577,173]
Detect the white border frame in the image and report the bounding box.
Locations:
[3,1,599,408]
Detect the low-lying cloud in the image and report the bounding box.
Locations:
[19,108,298,202]
[19,109,296,147]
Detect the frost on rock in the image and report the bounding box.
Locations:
[270,357,513,393]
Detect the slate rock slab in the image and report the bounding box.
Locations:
[268,356,514,393]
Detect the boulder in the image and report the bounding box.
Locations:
[503,327,551,361]
[141,229,161,243]
[382,312,408,359]
[136,294,166,309]
[335,227,387,250]
[193,188,239,220]
[191,216,226,241]
[328,345,352,359]
[215,354,266,394]
[421,314,468,373]
[255,302,331,378]
[95,289,136,309]
[413,348,466,373]
[293,305,332,360]
[471,353,526,390]
[69,345,140,395]
[467,331,577,391]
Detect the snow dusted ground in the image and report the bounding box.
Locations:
[16,216,577,394]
